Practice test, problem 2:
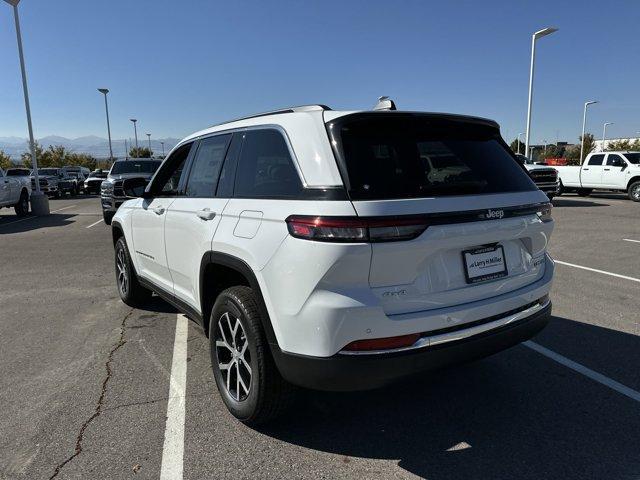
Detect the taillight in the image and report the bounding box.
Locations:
[536,202,553,223]
[285,215,429,242]
[342,333,421,352]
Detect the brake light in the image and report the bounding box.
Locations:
[342,333,421,352]
[285,215,429,242]
[536,203,553,223]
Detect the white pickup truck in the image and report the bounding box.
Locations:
[555,151,640,201]
[0,167,32,216]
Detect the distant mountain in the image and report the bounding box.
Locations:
[0,135,180,160]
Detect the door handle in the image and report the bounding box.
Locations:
[603,168,610,171]
[153,206,165,215]
[196,209,216,221]
[583,168,589,170]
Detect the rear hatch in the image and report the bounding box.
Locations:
[326,112,552,315]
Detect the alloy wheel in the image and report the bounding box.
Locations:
[215,312,252,401]
[632,185,640,200]
[116,248,128,296]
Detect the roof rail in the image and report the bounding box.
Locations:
[209,104,331,128]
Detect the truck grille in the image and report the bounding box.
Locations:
[529,169,558,184]
[31,178,48,187]
[113,180,124,197]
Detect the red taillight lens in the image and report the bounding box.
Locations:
[342,333,421,352]
[286,215,429,242]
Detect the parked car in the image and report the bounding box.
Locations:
[515,154,560,200]
[0,167,31,216]
[101,159,162,224]
[33,168,78,196]
[29,168,60,197]
[110,102,555,425]
[554,151,640,201]
[84,169,108,194]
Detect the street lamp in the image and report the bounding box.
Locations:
[3,0,49,214]
[146,133,151,154]
[130,119,138,149]
[517,132,525,154]
[602,122,613,152]
[524,27,559,160]
[97,88,113,160]
[160,141,165,156]
[580,100,598,164]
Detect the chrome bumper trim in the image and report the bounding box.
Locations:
[339,299,550,356]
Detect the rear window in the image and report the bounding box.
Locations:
[110,160,161,175]
[328,114,536,200]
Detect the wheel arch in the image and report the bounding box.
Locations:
[111,220,125,246]
[626,176,640,191]
[199,252,278,347]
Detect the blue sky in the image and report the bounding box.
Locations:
[0,0,638,144]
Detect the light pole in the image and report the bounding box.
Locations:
[130,119,138,149]
[517,132,525,154]
[97,88,113,160]
[602,122,613,152]
[524,27,558,160]
[124,139,128,160]
[146,133,151,155]
[160,141,165,156]
[4,0,49,214]
[580,100,598,164]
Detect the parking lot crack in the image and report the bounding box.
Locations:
[49,309,134,479]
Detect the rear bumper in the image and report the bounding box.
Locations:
[272,301,551,391]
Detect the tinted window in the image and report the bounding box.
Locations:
[185,134,231,198]
[588,154,605,166]
[624,153,640,164]
[110,160,162,175]
[606,154,625,166]
[216,133,242,197]
[330,114,535,200]
[234,129,303,198]
[150,143,192,196]
[6,169,30,176]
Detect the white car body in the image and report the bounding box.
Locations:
[112,105,554,393]
[555,151,640,200]
[0,168,31,212]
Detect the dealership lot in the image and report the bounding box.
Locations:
[0,195,638,480]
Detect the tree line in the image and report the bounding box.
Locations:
[509,134,640,165]
[0,143,155,171]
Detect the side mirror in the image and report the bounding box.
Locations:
[122,177,150,199]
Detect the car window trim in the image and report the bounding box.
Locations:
[147,142,195,198]
[182,133,233,199]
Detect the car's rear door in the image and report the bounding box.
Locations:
[164,133,234,312]
[580,154,605,186]
[328,113,552,315]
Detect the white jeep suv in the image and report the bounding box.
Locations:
[111,103,555,424]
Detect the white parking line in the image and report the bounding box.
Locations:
[623,238,640,244]
[555,260,640,284]
[524,341,640,403]
[160,314,188,480]
[50,204,76,213]
[85,219,103,229]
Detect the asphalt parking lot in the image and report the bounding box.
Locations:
[0,194,638,480]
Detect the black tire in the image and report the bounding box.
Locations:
[54,190,61,199]
[557,180,564,196]
[577,188,592,197]
[114,237,152,307]
[209,286,294,425]
[14,190,29,216]
[71,186,78,196]
[628,181,640,202]
[103,210,114,225]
